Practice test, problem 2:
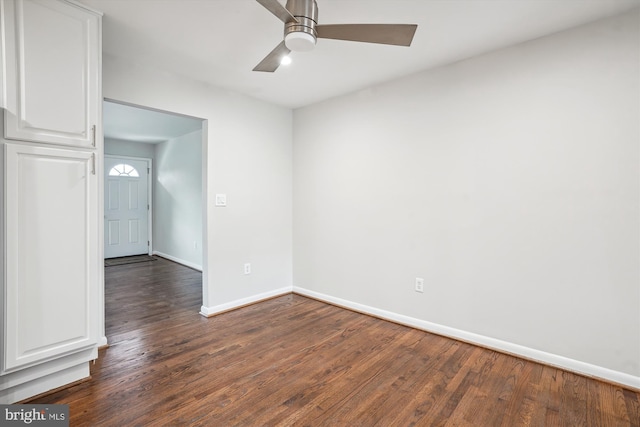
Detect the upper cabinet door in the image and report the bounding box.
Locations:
[2,0,101,148]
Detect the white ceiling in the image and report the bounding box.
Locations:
[80,0,639,110]
[103,100,203,143]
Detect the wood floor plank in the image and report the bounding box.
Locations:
[383,341,470,426]
[587,381,634,426]
[27,257,640,426]
[560,371,588,425]
[623,388,640,427]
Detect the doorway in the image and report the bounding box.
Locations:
[101,98,206,346]
[104,155,152,258]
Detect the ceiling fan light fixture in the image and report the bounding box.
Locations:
[285,31,316,52]
[253,0,417,72]
[280,55,292,66]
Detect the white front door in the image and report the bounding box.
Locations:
[104,156,150,258]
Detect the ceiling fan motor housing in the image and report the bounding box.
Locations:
[284,0,318,51]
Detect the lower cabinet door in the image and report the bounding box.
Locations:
[3,143,98,373]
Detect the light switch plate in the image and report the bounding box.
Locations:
[215,194,227,207]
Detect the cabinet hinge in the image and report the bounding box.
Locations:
[91,153,96,175]
[91,125,96,147]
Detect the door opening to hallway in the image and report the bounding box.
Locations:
[101,98,206,349]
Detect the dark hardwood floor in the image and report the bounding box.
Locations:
[31,257,639,426]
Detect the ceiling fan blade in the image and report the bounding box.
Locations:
[256,0,298,23]
[253,41,291,72]
[316,24,417,46]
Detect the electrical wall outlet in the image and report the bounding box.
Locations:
[415,277,424,293]
[244,263,251,275]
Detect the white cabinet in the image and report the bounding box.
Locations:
[2,0,101,148]
[0,0,102,403]
[3,143,98,373]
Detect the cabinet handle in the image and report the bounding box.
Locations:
[91,125,96,147]
[91,153,96,175]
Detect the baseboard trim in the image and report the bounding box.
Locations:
[152,251,202,271]
[292,286,640,392]
[200,287,293,317]
[19,375,91,403]
[98,335,108,349]
[0,363,90,404]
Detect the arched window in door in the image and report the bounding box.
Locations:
[108,163,140,177]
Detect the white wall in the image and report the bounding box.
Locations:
[103,54,293,312]
[104,137,155,159]
[154,129,203,269]
[293,11,640,381]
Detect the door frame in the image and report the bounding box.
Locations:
[104,154,153,256]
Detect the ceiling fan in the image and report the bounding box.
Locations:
[253,0,418,72]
